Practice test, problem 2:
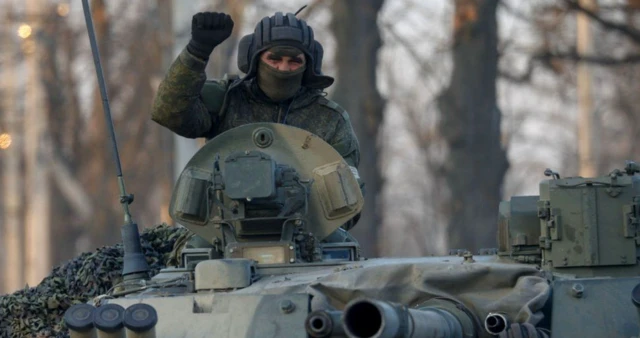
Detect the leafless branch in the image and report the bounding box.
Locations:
[564,0,640,44]
[49,148,94,221]
[380,21,446,95]
[498,0,534,22]
[535,50,640,65]
[498,59,534,83]
[381,21,436,76]
[592,4,640,12]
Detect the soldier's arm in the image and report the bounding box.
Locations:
[317,98,361,168]
[329,111,365,194]
[331,117,360,169]
[331,115,364,230]
[151,48,224,138]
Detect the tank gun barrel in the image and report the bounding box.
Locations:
[342,299,471,338]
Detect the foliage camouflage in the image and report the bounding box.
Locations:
[0,224,189,338]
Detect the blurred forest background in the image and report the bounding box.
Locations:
[2,0,640,295]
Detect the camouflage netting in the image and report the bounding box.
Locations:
[0,224,189,338]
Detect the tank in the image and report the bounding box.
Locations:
[60,122,640,338]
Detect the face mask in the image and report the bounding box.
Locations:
[257,59,306,102]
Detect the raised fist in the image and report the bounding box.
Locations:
[187,12,234,60]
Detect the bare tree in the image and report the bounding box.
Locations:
[4,0,178,291]
[39,1,93,264]
[500,0,640,177]
[24,0,51,287]
[330,0,386,257]
[437,0,508,253]
[2,2,25,293]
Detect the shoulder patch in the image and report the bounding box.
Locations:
[317,97,350,121]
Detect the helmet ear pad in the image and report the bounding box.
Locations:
[304,40,333,89]
[235,12,334,89]
[311,41,323,74]
[238,34,252,74]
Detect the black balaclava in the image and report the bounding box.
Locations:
[256,46,306,102]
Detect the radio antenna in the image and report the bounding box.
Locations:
[81,0,149,283]
[294,5,308,16]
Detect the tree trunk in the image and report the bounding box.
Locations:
[172,0,202,183]
[157,0,175,225]
[437,0,508,253]
[83,0,118,247]
[576,0,597,177]
[38,2,92,267]
[2,2,24,293]
[330,0,386,257]
[116,3,172,230]
[24,0,51,287]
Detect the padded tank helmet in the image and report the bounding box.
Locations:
[237,12,334,89]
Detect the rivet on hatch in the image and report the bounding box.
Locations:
[280,299,295,314]
[302,135,313,149]
[571,283,584,298]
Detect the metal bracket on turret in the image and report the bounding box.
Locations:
[539,236,552,250]
[538,201,561,242]
[548,211,561,241]
[607,169,624,197]
[623,196,640,239]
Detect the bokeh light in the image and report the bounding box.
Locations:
[0,133,13,150]
[17,24,32,39]
[57,3,70,17]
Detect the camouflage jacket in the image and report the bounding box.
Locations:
[151,48,360,168]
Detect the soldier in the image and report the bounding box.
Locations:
[151,11,360,172]
[152,11,362,242]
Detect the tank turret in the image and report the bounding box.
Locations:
[54,3,640,337]
[169,123,364,267]
[498,161,640,278]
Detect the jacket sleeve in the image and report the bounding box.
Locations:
[151,48,227,138]
[331,111,364,230]
[330,115,360,169]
